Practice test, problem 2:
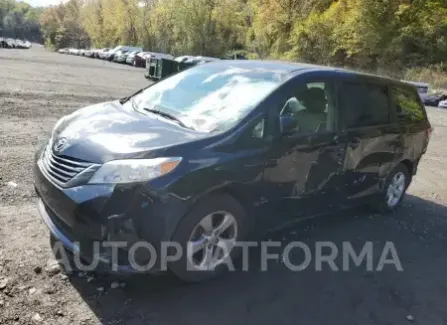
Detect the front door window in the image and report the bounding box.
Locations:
[279,81,336,134]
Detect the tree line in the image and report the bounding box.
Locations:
[36,0,447,76]
[0,0,43,41]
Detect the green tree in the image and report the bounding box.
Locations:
[40,0,89,49]
[34,0,447,76]
[0,0,43,41]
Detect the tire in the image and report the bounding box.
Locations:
[372,163,411,213]
[168,194,248,282]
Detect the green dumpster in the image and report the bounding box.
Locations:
[145,57,180,80]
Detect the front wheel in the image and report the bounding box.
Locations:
[169,194,248,282]
[373,164,410,213]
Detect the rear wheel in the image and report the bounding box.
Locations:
[169,194,248,282]
[373,164,410,213]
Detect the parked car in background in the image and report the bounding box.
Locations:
[58,48,68,54]
[125,51,140,65]
[104,46,142,61]
[221,53,248,60]
[22,40,31,49]
[34,61,431,282]
[113,49,130,63]
[404,81,430,102]
[15,39,25,48]
[174,55,195,63]
[1,38,11,48]
[132,52,151,67]
[93,48,102,57]
[84,49,97,58]
[103,46,123,61]
[146,52,173,61]
[96,48,110,59]
[129,46,143,53]
[16,40,30,49]
[0,39,30,49]
[439,99,447,108]
[183,56,203,65]
[424,93,447,107]
[174,55,220,66]
[193,56,221,65]
[5,38,17,48]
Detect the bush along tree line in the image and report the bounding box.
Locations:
[0,0,43,42]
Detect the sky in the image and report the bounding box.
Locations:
[22,0,68,7]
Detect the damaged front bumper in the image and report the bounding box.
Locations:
[37,197,147,274]
[33,151,190,274]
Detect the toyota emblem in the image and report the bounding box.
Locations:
[53,137,68,152]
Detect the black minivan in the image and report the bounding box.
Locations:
[34,61,431,281]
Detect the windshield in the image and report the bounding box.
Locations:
[111,46,122,53]
[133,64,284,132]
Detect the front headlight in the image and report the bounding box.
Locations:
[88,157,182,184]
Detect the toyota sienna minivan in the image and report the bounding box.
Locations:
[34,61,431,282]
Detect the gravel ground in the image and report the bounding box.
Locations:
[1,45,447,325]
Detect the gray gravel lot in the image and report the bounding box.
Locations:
[1,45,447,325]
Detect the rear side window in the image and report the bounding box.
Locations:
[392,86,426,123]
[340,82,390,128]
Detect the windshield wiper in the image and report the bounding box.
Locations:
[119,88,144,104]
[143,107,190,129]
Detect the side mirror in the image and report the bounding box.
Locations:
[280,115,298,135]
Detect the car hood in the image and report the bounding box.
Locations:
[51,101,207,163]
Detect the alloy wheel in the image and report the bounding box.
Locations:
[187,211,238,271]
[386,172,406,208]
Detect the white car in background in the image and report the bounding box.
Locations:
[439,100,447,109]
[68,48,79,55]
[96,48,110,59]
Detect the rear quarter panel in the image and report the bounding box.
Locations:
[399,121,430,175]
[391,84,431,175]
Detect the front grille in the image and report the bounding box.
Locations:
[40,143,94,185]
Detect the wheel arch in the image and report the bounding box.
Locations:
[190,183,255,218]
[399,159,414,176]
[166,182,256,242]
